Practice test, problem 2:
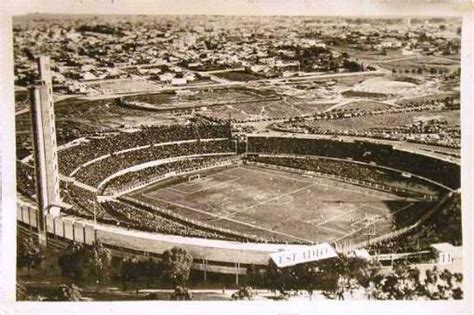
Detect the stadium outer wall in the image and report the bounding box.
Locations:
[16,135,461,275]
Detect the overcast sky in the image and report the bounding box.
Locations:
[2,0,468,17]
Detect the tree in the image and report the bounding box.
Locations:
[451,273,463,299]
[343,59,364,72]
[170,286,193,300]
[422,267,463,300]
[119,256,141,291]
[58,242,89,281]
[265,259,297,295]
[357,262,384,299]
[141,257,161,288]
[376,262,423,300]
[380,261,421,300]
[293,262,323,300]
[161,247,193,288]
[89,241,112,288]
[17,237,44,276]
[16,281,43,301]
[316,255,370,299]
[54,284,82,301]
[246,264,264,289]
[231,286,254,300]
[365,262,464,300]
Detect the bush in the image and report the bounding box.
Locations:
[54,284,83,301]
[17,237,44,276]
[170,286,193,300]
[231,286,254,300]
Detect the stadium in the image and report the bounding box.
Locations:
[17,121,461,276]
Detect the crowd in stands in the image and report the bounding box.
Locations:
[246,155,442,197]
[16,128,460,246]
[58,123,231,175]
[16,162,36,198]
[247,136,460,189]
[273,125,460,151]
[104,156,234,194]
[74,140,235,187]
[59,183,234,239]
[272,98,460,149]
[61,183,117,223]
[59,180,237,240]
[101,201,228,239]
[367,192,461,255]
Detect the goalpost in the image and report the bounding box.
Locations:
[188,174,201,182]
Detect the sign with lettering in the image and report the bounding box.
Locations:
[270,243,338,268]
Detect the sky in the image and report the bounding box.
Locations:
[2,0,469,17]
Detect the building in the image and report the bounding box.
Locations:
[430,243,463,265]
[28,56,62,244]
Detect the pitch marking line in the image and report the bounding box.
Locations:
[166,187,191,194]
[316,224,349,236]
[334,202,415,242]
[364,204,394,214]
[143,195,313,243]
[208,165,397,222]
[211,180,395,224]
[313,208,359,227]
[240,165,314,184]
[141,165,240,194]
[383,202,416,219]
[168,175,239,195]
[306,180,392,201]
[187,176,240,194]
[181,177,214,187]
[215,182,319,221]
[243,165,401,201]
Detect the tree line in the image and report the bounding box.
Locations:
[18,237,463,301]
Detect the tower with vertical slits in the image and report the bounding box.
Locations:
[29,56,61,243]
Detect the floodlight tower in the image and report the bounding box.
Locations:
[29,56,61,245]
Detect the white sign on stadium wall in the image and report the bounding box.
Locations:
[270,243,338,268]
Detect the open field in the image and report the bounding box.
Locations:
[197,90,339,122]
[15,97,186,158]
[198,98,337,121]
[86,78,161,94]
[352,77,420,95]
[128,165,430,244]
[214,70,265,82]
[123,87,277,111]
[379,56,460,71]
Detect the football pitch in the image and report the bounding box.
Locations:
[128,165,425,244]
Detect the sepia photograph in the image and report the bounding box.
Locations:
[0,0,473,314]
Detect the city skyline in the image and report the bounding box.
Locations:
[0,2,472,314]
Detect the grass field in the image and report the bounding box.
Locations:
[379,56,459,70]
[128,165,428,244]
[87,78,160,94]
[124,87,275,110]
[199,96,337,122]
[214,70,264,82]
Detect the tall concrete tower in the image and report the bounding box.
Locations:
[29,56,61,243]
